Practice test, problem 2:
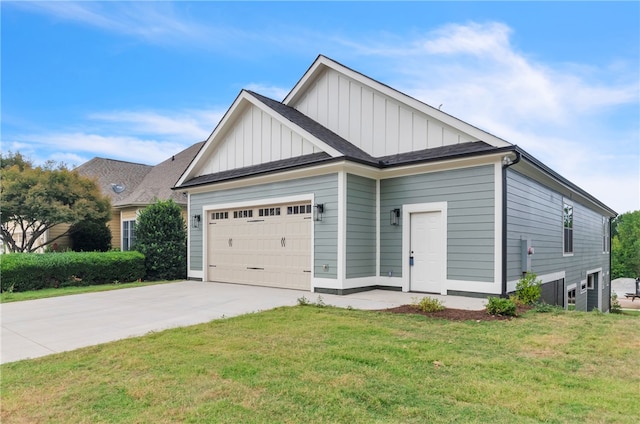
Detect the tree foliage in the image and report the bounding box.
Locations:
[0,152,111,253]
[134,199,187,281]
[611,210,640,279]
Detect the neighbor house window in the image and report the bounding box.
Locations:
[602,217,610,253]
[563,201,573,255]
[122,220,136,251]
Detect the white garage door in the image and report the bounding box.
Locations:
[207,203,312,290]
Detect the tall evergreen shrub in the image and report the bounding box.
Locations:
[134,199,187,280]
[70,220,112,252]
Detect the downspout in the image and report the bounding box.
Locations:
[501,150,522,297]
[608,216,613,312]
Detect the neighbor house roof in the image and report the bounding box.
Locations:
[75,158,152,203]
[114,142,204,207]
[76,142,204,208]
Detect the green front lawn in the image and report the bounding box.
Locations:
[0,280,177,303]
[1,307,639,423]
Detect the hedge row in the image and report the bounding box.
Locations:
[0,251,146,292]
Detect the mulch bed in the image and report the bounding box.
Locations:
[380,304,532,321]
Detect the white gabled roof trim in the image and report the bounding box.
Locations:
[176,90,343,187]
[284,55,511,149]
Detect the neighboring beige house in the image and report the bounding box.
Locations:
[49,142,203,251]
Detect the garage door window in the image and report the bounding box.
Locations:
[233,209,253,218]
[288,205,312,215]
[211,212,229,220]
[259,207,281,217]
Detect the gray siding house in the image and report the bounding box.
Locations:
[175,55,615,311]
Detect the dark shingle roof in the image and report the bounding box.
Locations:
[179,152,333,188]
[248,91,377,165]
[114,142,204,207]
[178,142,506,189]
[377,141,499,166]
[75,158,152,203]
[176,93,507,190]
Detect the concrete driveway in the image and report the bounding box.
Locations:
[1,281,485,364]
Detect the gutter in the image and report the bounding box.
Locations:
[501,150,521,297]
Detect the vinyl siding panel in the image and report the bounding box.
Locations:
[196,104,321,176]
[189,174,339,279]
[380,165,495,282]
[506,169,611,311]
[292,68,478,158]
[346,174,377,278]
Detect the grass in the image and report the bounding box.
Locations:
[0,280,177,303]
[1,306,639,423]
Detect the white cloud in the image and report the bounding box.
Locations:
[244,84,290,101]
[88,109,224,142]
[8,107,225,167]
[13,2,217,46]
[340,21,639,214]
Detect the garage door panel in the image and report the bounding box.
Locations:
[207,203,311,290]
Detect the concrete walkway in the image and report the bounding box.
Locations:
[1,281,486,364]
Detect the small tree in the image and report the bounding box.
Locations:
[70,220,112,252]
[0,152,111,252]
[611,210,640,279]
[134,199,187,281]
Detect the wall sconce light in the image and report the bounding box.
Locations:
[192,214,201,229]
[390,208,400,226]
[314,204,324,221]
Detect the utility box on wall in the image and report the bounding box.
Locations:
[521,238,534,274]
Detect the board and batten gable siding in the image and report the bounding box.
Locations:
[505,169,610,311]
[380,165,495,282]
[291,68,474,158]
[345,174,377,279]
[196,103,322,176]
[189,174,339,279]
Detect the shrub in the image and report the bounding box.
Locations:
[610,293,622,314]
[0,251,145,292]
[70,220,112,252]
[515,272,542,305]
[414,296,445,312]
[532,301,563,314]
[134,199,187,281]
[486,297,517,316]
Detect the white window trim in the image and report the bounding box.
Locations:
[122,219,136,251]
[562,199,574,257]
[602,217,610,254]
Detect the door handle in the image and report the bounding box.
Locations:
[228,238,232,247]
[281,237,286,247]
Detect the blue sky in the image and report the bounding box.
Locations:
[2,1,639,214]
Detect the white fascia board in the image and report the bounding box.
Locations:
[244,91,343,158]
[176,91,249,187]
[284,55,511,149]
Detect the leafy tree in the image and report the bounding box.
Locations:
[611,210,640,279]
[70,220,112,252]
[0,152,111,253]
[134,199,187,280]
